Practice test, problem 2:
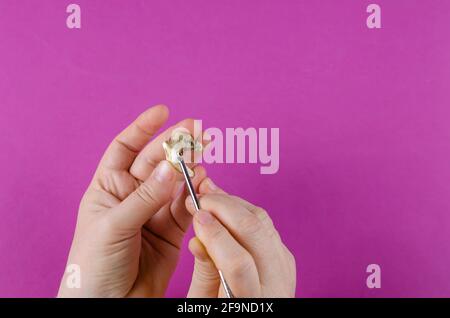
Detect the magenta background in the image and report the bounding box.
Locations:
[1,0,450,297]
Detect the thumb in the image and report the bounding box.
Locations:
[187,237,221,298]
[111,160,177,230]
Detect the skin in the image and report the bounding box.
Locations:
[58,105,207,297]
[58,105,296,298]
[186,178,296,298]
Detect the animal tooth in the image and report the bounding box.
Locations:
[162,129,202,178]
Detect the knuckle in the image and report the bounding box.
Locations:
[290,255,297,269]
[207,226,226,246]
[229,195,244,202]
[286,249,296,266]
[255,207,273,226]
[266,226,280,241]
[253,207,280,240]
[135,182,158,206]
[239,214,263,236]
[228,255,255,279]
[201,193,226,204]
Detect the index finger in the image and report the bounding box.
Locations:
[98,105,169,171]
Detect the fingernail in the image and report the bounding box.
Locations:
[185,197,194,208]
[175,181,185,197]
[173,127,190,135]
[153,161,174,183]
[205,178,218,191]
[195,210,214,225]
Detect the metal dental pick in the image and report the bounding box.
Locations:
[177,156,235,298]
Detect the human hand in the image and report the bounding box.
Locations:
[58,105,207,297]
[186,178,296,298]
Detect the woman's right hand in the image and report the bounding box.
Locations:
[185,177,296,298]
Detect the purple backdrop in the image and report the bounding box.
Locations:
[1,0,450,297]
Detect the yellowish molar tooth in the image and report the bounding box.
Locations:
[162,128,202,178]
